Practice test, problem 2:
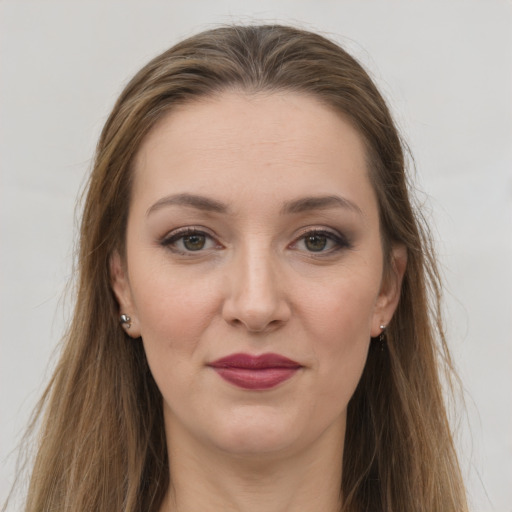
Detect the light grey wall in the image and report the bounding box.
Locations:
[1,1,511,510]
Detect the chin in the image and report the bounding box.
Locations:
[205,408,303,457]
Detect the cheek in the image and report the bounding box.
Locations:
[301,269,380,396]
[130,261,221,351]
[305,269,381,344]
[130,268,223,413]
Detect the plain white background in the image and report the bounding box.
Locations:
[1,1,511,510]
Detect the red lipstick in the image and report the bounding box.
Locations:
[208,353,301,390]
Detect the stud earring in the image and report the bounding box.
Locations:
[120,314,132,329]
[379,324,386,342]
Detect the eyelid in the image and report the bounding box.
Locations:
[159,225,351,254]
[160,226,223,253]
[290,227,352,253]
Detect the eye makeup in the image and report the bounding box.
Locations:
[159,226,222,255]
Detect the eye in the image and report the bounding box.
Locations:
[304,233,330,252]
[160,228,220,254]
[292,229,350,254]
[182,233,207,251]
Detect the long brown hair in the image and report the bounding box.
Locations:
[15,25,467,511]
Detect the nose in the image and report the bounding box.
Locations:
[221,246,291,333]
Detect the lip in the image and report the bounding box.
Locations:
[208,353,302,390]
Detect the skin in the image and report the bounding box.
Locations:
[111,91,406,512]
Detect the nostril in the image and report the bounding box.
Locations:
[221,256,292,331]
[223,304,289,333]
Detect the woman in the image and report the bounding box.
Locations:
[17,25,467,511]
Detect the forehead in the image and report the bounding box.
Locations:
[131,91,377,218]
[136,91,366,166]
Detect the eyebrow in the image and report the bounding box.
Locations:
[281,195,364,216]
[146,193,230,216]
[146,193,363,217]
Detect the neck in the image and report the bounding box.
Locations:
[160,416,345,512]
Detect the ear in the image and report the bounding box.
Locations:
[371,244,407,337]
[110,251,141,338]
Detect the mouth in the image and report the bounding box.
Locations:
[208,353,302,390]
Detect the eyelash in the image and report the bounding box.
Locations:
[160,227,220,254]
[290,229,351,255]
[160,227,351,255]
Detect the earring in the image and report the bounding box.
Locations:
[376,324,387,352]
[120,314,132,329]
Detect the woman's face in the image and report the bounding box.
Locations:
[112,91,405,458]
